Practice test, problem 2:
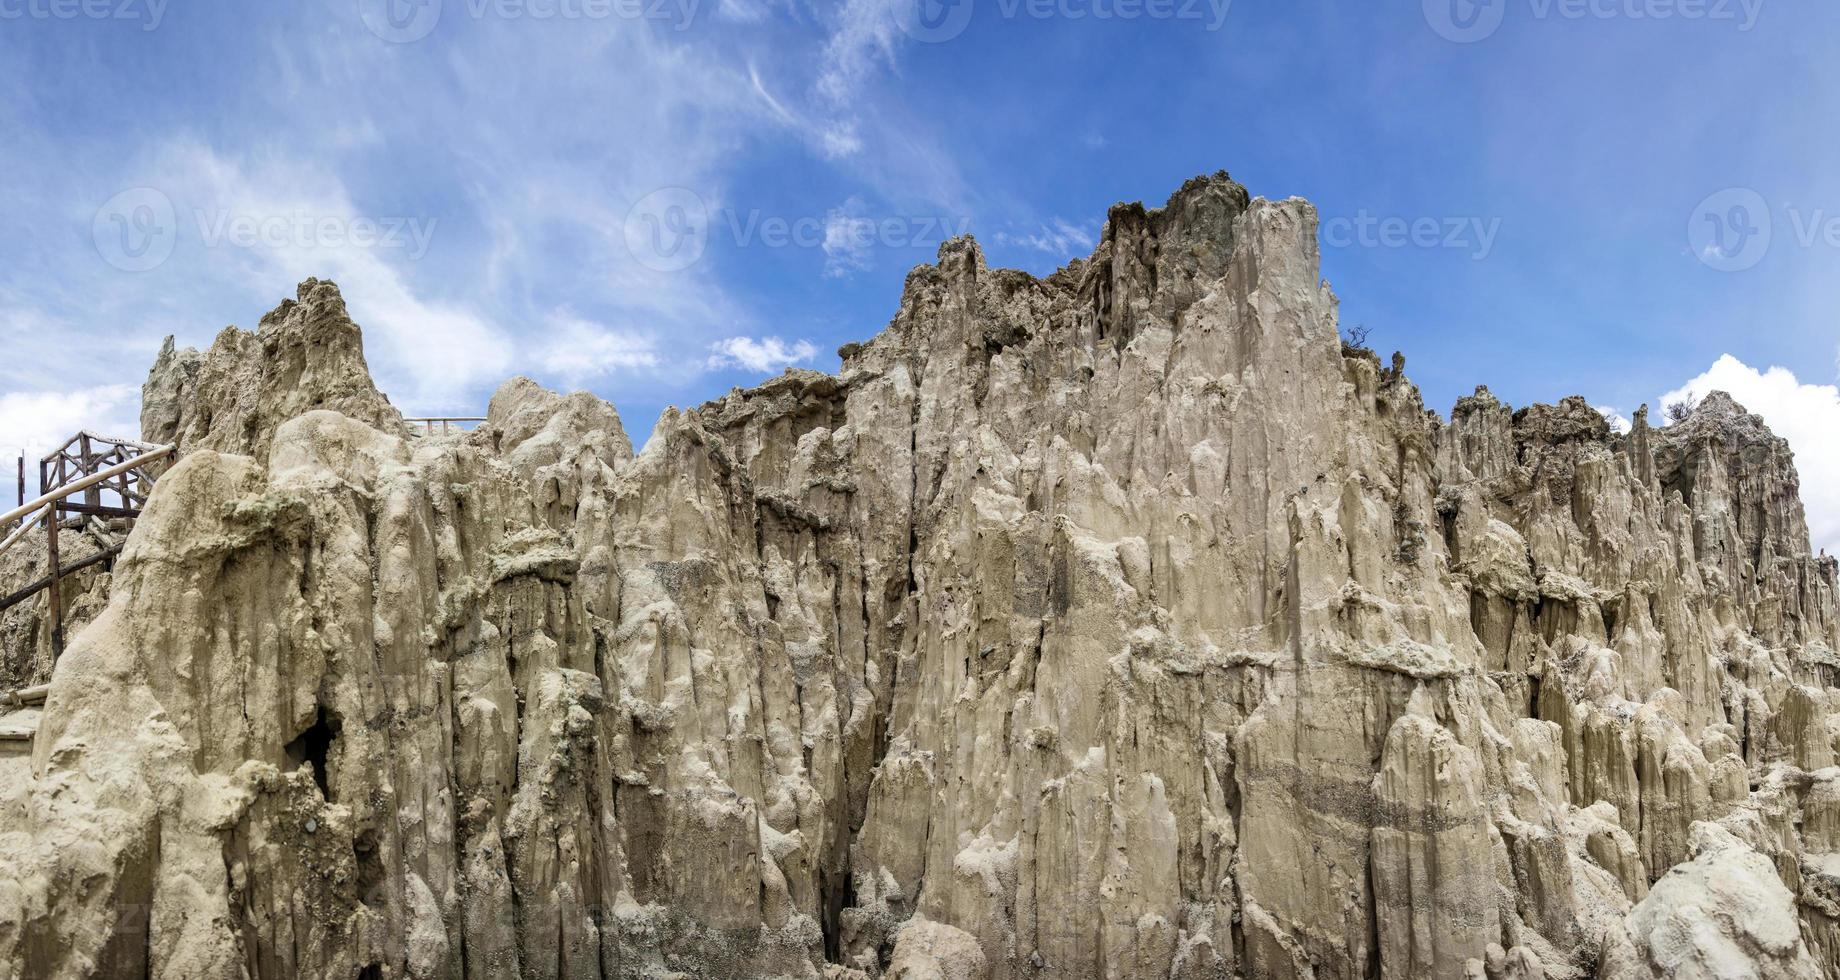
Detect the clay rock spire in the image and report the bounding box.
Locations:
[141,277,408,458]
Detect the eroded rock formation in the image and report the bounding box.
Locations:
[1,174,1837,980]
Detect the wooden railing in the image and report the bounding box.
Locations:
[0,444,172,552]
[41,430,164,511]
[0,443,174,657]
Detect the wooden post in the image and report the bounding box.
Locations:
[45,503,62,659]
[79,434,100,512]
[15,454,21,511]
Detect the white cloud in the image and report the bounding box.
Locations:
[0,385,142,496]
[818,122,865,161]
[823,198,877,277]
[0,4,976,437]
[1660,354,1840,555]
[536,315,660,384]
[707,336,819,373]
[1594,405,1633,435]
[152,140,516,413]
[997,219,1096,257]
[0,19,811,421]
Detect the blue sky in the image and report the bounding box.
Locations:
[2,0,1838,548]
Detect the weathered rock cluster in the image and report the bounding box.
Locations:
[0,173,1836,980]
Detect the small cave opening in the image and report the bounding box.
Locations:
[283,703,342,801]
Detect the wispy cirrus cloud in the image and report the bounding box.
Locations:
[815,0,906,111]
[997,219,1095,257]
[1,5,947,431]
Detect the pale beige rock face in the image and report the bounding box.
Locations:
[1,173,1837,980]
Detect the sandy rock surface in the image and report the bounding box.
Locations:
[0,174,1836,980]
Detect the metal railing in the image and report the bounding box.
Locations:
[405,416,487,436]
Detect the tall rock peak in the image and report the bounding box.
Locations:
[141,278,407,459]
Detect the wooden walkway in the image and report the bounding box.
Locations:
[0,683,45,750]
